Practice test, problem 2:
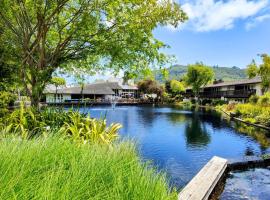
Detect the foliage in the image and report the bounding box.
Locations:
[0,137,177,199]
[0,91,17,117]
[50,77,66,88]
[1,103,47,139]
[184,63,214,96]
[0,35,20,91]
[211,99,227,106]
[137,79,164,99]
[249,94,259,104]
[0,0,187,107]
[258,92,270,106]
[234,104,262,118]
[225,103,237,112]
[50,77,66,102]
[246,60,258,78]
[60,112,121,145]
[1,105,121,144]
[261,154,270,159]
[155,65,246,82]
[170,80,185,94]
[246,54,270,93]
[225,103,270,127]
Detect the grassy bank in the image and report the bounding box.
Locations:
[217,93,270,128]
[0,136,177,200]
[218,103,270,127]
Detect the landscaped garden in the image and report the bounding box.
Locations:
[218,92,270,128]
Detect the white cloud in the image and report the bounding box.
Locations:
[245,14,270,30]
[179,0,268,32]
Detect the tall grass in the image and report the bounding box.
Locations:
[0,136,177,200]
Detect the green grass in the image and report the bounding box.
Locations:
[0,136,177,200]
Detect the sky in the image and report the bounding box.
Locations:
[63,0,270,84]
[154,0,270,68]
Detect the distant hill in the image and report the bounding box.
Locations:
[155,65,247,82]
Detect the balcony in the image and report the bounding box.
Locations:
[200,89,256,98]
[185,89,256,99]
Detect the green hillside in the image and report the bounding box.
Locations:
[155,65,247,82]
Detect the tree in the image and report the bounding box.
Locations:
[0,0,187,107]
[247,54,270,93]
[137,79,164,101]
[50,77,66,103]
[246,59,258,78]
[185,63,214,97]
[170,79,185,94]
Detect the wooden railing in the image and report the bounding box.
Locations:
[184,89,256,99]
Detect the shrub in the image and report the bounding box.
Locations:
[201,99,212,106]
[259,92,270,106]
[212,99,227,106]
[0,91,17,117]
[234,103,261,118]
[249,94,259,104]
[1,103,46,138]
[1,105,121,144]
[243,117,257,124]
[60,112,122,145]
[226,103,237,112]
[255,109,270,126]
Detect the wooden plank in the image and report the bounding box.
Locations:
[178,156,228,200]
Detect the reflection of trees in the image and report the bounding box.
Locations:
[137,107,156,127]
[234,122,270,150]
[185,113,211,148]
[166,112,187,124]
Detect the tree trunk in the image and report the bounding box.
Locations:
[30,90,41,108]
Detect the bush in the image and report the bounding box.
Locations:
[212,99,227,106]
[255,109,270,126]
[234,104,261,118]
[259,92,270,106]
[0,91,17,117]
[225,103,237,111]
[201,99,212,106]
[60,112,122,145]
[0,137,177,199]
[249,94,259,104]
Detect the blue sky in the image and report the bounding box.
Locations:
[63,0,270,84]
[154,0,270,68]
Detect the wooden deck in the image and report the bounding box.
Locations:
[178,156,228,200]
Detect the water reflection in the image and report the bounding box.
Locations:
[79,105,270,189]
[185,113,211,148]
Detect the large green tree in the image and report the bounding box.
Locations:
[137,79,164,100]
[185,63,214,97]
[170,79,185,94]
[0,0,187,107]
[246,54,270,93]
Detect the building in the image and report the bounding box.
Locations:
[185,77,265,101]
[44,81,139,103]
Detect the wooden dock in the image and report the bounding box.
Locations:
[178,156,228,200]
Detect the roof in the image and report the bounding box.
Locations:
[44,82,137,95]
[204,77,262,88]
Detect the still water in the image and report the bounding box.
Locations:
[221,167,270,200]
[78,105,270,189]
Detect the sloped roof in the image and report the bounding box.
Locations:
[204,77,262,88]
[44,82,137,95]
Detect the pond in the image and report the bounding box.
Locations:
[77,105,270,190]
[221,167,270,200]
